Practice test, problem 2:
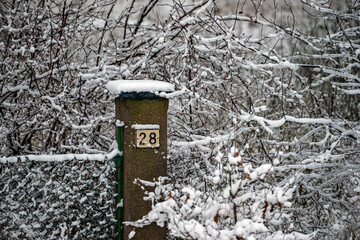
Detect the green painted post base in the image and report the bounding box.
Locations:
[117,125,123,240]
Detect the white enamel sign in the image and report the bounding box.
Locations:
[136,129,160,148]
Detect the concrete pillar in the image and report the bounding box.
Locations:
[106,80,174,240]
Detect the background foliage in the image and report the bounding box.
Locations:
[1,0,359,239]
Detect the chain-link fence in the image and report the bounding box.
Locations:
[0,152,118,239]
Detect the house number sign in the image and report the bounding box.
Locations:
[132,124,160,148]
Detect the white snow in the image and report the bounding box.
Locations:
[131,124,160,130]
[228,146,241,165]
[0,148,120,163]
[341,89,360,94]
[128,231,136,239]
[158,86,188,98]
[116,120,125,127]
[106,80,174,96]
[173,133,234,147]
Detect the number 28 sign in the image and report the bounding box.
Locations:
[136,129,160,148]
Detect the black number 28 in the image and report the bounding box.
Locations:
[139,132,157,145]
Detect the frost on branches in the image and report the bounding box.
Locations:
[118,0,359,239]
[0,0,119,155]
[1,0,359,239]
[129,146,315,240]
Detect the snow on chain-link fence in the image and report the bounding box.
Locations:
[0,150,119,239]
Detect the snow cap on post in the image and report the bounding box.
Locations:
[106,80,174,99]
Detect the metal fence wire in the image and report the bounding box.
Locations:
[0,155,117,239]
